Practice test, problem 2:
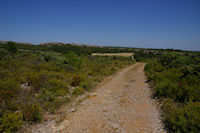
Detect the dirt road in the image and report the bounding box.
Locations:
[32,63,165,133]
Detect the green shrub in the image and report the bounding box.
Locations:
[49,97,66,114]
[0,111,23,132]
[38,51,65,63]
[80,80,93,91]
[65,51,82,68]
[161,98,174,114]
[145,53,200,132]
[72,87,84,96]
[70,74,85,86]
[27,71,59,92]
[39,88,55,102]
[158,53,178,66]
[168,55,191,68]
[21,103,42,123]
[165,103,200,133]
[45,79,69,96]
[155,79,179,100]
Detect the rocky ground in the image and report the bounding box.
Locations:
[30,63,166,133]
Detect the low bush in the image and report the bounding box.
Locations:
[49,97,66,114]
[45,79,69,96]
[72,87,84,96]
[80,80,93,91]
[39,88,55,102]
[0,111,23,132]
[164,103,200,133]
[65,51,82,68]
[21,103,42,123]
[145,52,200,132]
[70,74,85,86]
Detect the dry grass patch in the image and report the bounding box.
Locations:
[92,53,134,57]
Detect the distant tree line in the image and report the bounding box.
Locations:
[0,41,196,57]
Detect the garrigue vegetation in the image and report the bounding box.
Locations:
[1,41,199,132]
[0,42,133,132]
[144,52,200,133]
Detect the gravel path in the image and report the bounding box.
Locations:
[32,63,165,133]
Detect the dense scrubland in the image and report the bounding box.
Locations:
[0,42,133,132]
[137,51,200,133]
[0,41,200,132]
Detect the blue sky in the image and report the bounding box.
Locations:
[0,0,200,51]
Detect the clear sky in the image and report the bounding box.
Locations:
[0,0,200,51]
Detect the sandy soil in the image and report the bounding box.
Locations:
[30,63,165,133]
